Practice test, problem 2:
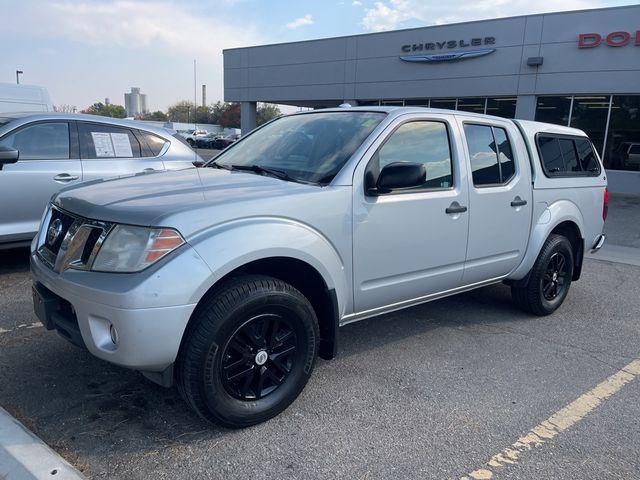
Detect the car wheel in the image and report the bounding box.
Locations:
[187,138,195,146]
[176,275,319,428]
[511,234,574,316]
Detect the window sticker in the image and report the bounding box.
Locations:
[90,131,133,157]
[111,133,133,157]
[91,132,115,157]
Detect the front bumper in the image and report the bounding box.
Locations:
[30,245,214,373]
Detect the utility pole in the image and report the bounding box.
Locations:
[16,70,23,84]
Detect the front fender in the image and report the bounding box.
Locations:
[188,217,349,316]
[508,200,584,281]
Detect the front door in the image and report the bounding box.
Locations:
[0,121,81,243]
[352,117,470,313]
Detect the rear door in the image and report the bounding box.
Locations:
[457,117,532,284]
[0,120,81,242]
[78,122,165,181]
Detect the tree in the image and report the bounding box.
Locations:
[81,102,127,118]
[257,103,282,126]
[136,110,168,121]
[220,103,241,128]
[53,104,77,113]
[167,101,195,123]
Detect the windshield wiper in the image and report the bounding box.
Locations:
[208,160,232,170]
[228,164,316,185]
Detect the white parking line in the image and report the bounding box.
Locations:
[462,358,640,480]
[0,323,42,334]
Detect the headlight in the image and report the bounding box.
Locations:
[92,225,184,272]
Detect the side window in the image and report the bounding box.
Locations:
[558,138,579,172]
[537,135,600,176]
[139,131,168,157]
[78,123,141,159]
[0,122,69,160]
[373,121,453,191]
[575,139,599,173]
[629,144,640,155]
[464,124,515,186]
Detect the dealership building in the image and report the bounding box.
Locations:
[224,5,640,192]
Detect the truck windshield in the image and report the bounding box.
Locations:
[209,111,386,185]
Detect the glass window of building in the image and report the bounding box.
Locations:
[535,96,572,126]
[570,96,609,157]
[381,100,404,106]
[430,99,457,111]
[375,121,452,190]
[605,95,640,171]
[404,99,429,106]
[457,98,486,114]
[486,97,516,119]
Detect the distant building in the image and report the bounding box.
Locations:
[124,87,147,117]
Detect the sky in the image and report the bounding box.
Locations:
[0,0,634,112]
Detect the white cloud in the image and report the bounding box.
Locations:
[287,14,314,30]
[352,1,363,5]
[41,1,262,57]
[362,0,608,31]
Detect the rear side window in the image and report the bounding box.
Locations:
[78,123,141,159]
[464,124,516,187]
[630,144,640,155]
[537,134,600,176]
[139,131,168,156]
[0,122,69,160]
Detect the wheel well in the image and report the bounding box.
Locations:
[551,221,583,281]
[191,257,338,361]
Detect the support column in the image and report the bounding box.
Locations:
[240,101,257,135]
[515,95,536,120]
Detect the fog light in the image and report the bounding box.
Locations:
[109,324,119,345]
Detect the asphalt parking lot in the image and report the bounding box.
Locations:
[1,195,639,479]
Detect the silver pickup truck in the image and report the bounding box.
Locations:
[30,107,608,427]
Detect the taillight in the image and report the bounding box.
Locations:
[603,187,609,222]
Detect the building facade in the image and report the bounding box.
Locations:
[223,5,640,192]
[124,87,147,118]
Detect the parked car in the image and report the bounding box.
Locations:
[0,82,53,113]
[212,134,238,150]
[194,133,219,149]
[0,112,200,248]
[180,129,210,146]
[31,107,607,428]
[617,142,640,170]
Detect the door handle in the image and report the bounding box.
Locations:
[445,203,468,215]
[510,197,528,207]
[53,173,79,183]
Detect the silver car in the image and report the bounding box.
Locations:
[0,113,199,248]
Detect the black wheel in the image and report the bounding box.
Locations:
[511,234,574,316]
[176,275,319,428]
[187,138,195,146]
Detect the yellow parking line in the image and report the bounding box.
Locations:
[462,358,640,480]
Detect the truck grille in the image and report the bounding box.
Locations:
[36,205,113,272]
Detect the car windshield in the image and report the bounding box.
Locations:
[210,111,386,185]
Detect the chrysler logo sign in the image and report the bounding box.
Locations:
[400,48,496,63]
[400,36,496,63]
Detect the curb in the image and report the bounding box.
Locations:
[0,406,85,480]
[586,243,640,267]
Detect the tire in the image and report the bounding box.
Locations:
[187,138,195,146]
[511,234,574,316]
[176,275,319,428]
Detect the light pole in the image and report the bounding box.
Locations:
[16,70,23,84]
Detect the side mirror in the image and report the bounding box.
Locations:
[372,162,426,194]
[0,146,19,170]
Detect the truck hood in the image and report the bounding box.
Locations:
[53,167,319,232]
